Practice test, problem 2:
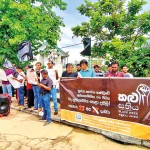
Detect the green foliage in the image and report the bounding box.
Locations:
[0,0,66,66]
[72,0,150,77]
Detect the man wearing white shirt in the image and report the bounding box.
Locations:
[121,65,133,78]
[12,66,25,107]
[47,61,58,115]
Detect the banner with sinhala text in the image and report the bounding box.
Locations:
[60,78,150,140]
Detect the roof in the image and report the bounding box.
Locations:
[55,46,69,57]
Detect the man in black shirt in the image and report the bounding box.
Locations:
[38,69,53,126]
[62,63,78,77]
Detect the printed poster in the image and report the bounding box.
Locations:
[0,69,7,81]
[27,72,37,85]
[7,74,20,89]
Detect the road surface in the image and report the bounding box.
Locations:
[0,109,148,150]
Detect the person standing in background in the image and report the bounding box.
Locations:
[12,66,25,108]
[0,79,3,94]
[104,64,112,76]
[32,62,42,111]
[38,70,53,126]
[105,61,124,77]
[76,64,81,72]
[121,64,133,78]
[80,59,96,77]
[62,63,78,77]
[93,65,103,77]
[47,61,58,115]
[22,65,34,109]
[2,67,14,101]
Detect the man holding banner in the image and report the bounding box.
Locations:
[79,59,96,77]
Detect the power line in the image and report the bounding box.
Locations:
[60,39,97,49]
[60,42,83,49]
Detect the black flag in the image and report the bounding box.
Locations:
[17,41,33,61]
[80,38,91,56]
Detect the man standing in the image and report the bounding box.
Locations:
[80,59,96,77]
[0,79,2,94]
[32,62,42,111]
[76,64,81,72]
[2,67,14,101]
[121,65,133,77]
[24,65,34,109]
[62,63,78,77]
[93,65,103,77]
[47,61,58,115]
[38,70,53,126]
[105,61,124,77]
[104,64,112,76]
[12,66,25,108]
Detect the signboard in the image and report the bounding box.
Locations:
[27,72,37,85]
[60,78,150,140]
[0,69,7,81]
[7,74,20,89]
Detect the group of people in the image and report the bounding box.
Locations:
[0,59,134,126]
[62,59,133,78]
[1,61,58,126]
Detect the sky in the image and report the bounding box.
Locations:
[56,0,150,63]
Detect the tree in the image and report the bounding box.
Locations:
[0,0,66,65]
[72,0,150,77]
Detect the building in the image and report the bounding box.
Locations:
[33,42,69,76]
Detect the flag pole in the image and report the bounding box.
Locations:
[89,56,92,68]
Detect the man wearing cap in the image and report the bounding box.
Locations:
[79,59,96,77]
[38,69,53,126]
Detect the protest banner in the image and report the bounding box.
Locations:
[7,74,20,89]
[27,71,37,85]
[60,78,150,140]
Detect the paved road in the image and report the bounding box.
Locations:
[0,109,148,150]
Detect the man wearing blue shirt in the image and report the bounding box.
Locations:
[79,59,96,77]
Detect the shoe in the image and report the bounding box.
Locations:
[28,108,33,112]
[43,121,51,126]
[39,111,44,117]
[20,106,25,110]
[17,105,23,109]
[54,111,58,115]
[38,108,42,112]
[39,118,46,121]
